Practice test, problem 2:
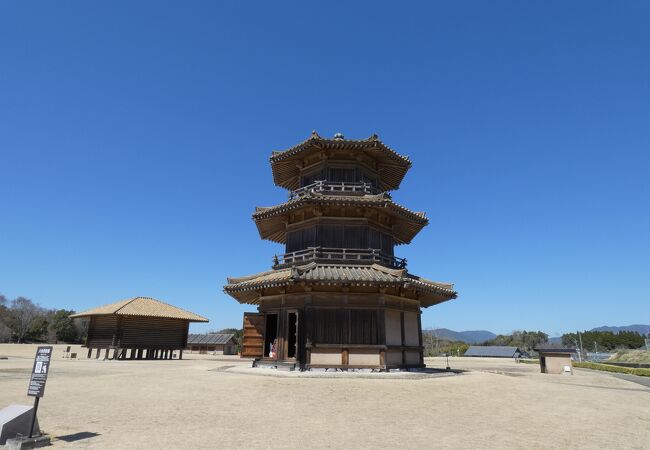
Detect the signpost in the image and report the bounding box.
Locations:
[26,346,52,438]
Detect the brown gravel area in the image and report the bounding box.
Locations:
[1,344,648,449]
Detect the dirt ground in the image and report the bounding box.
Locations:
[0,344,648,449]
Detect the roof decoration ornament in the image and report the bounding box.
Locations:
[333,132,345,140]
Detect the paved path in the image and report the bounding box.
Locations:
[612,373,650,389]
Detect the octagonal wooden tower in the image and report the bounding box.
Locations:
[224,132,457,371]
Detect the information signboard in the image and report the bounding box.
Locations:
[27,346,52,398]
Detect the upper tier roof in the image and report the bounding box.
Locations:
[70,296,209,322]
[270,131,412,191]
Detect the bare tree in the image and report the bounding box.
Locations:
[7,297,40,343]
[0,295,11,343]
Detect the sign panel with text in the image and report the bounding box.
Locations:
[27,346,52,398]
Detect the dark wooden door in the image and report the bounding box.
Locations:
[241,313,265,358]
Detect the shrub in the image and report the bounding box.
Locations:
[574,361,650,377]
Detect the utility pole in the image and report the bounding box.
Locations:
[577,331,584,363]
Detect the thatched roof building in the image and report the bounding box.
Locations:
[71,297,208,360]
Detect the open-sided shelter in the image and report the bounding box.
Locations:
[464,346,525,358]
[71,297,208,360]
[186,334,237,354]
[224,132,457,371]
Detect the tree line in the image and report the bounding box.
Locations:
[562,330,646,351]
[481,330,549,351]
[0,294,85,344]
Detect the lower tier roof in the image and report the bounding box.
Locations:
[224,262,456,307]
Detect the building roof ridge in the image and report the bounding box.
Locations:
[269,131,412,165]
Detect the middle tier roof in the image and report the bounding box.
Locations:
[253,192,428,245]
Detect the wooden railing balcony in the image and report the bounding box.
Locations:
[273,247,407,269]
[289,181,383,199]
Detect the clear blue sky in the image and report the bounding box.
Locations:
[1,1,648,337]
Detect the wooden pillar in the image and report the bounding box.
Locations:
[137,349,143,359]
[380,349,386,369]
[95,348,101,359]
[400,311,406,367]
[130,349,136,359]
[87,347,92,359]
[104,348,109,360]
[179,349,183,360]
[417,311,424,365]
[342,348,349,367]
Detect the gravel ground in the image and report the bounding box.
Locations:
[1,344,649,449]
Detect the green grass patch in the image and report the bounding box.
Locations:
[574,361,650,377]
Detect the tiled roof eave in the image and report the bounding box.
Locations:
[252,195,428,224]
[269,134,412,167]
[224,267,456,299]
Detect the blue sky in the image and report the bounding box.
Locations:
[1,1,648,336]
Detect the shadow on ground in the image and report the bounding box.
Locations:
[55,432,100,443]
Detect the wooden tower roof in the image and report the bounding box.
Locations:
[253,192,428,245]
[270,131,412,191]
[224,262,457,307]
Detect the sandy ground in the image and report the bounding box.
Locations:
[0,344,649,449]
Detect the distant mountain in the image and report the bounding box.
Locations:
[425,328,497,344]
[590,324,650,335]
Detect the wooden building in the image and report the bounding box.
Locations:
[71,297,209,360]
[535,348,576,374]
[186,333,237,355]
[224,132,457,371]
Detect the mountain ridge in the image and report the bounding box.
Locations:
[425,325,650,344]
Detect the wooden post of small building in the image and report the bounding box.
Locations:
[95,348,101,359]
[104,348,109,360]
[87,347,92,359]
[179,349,183,360]
[342,348,349,367]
